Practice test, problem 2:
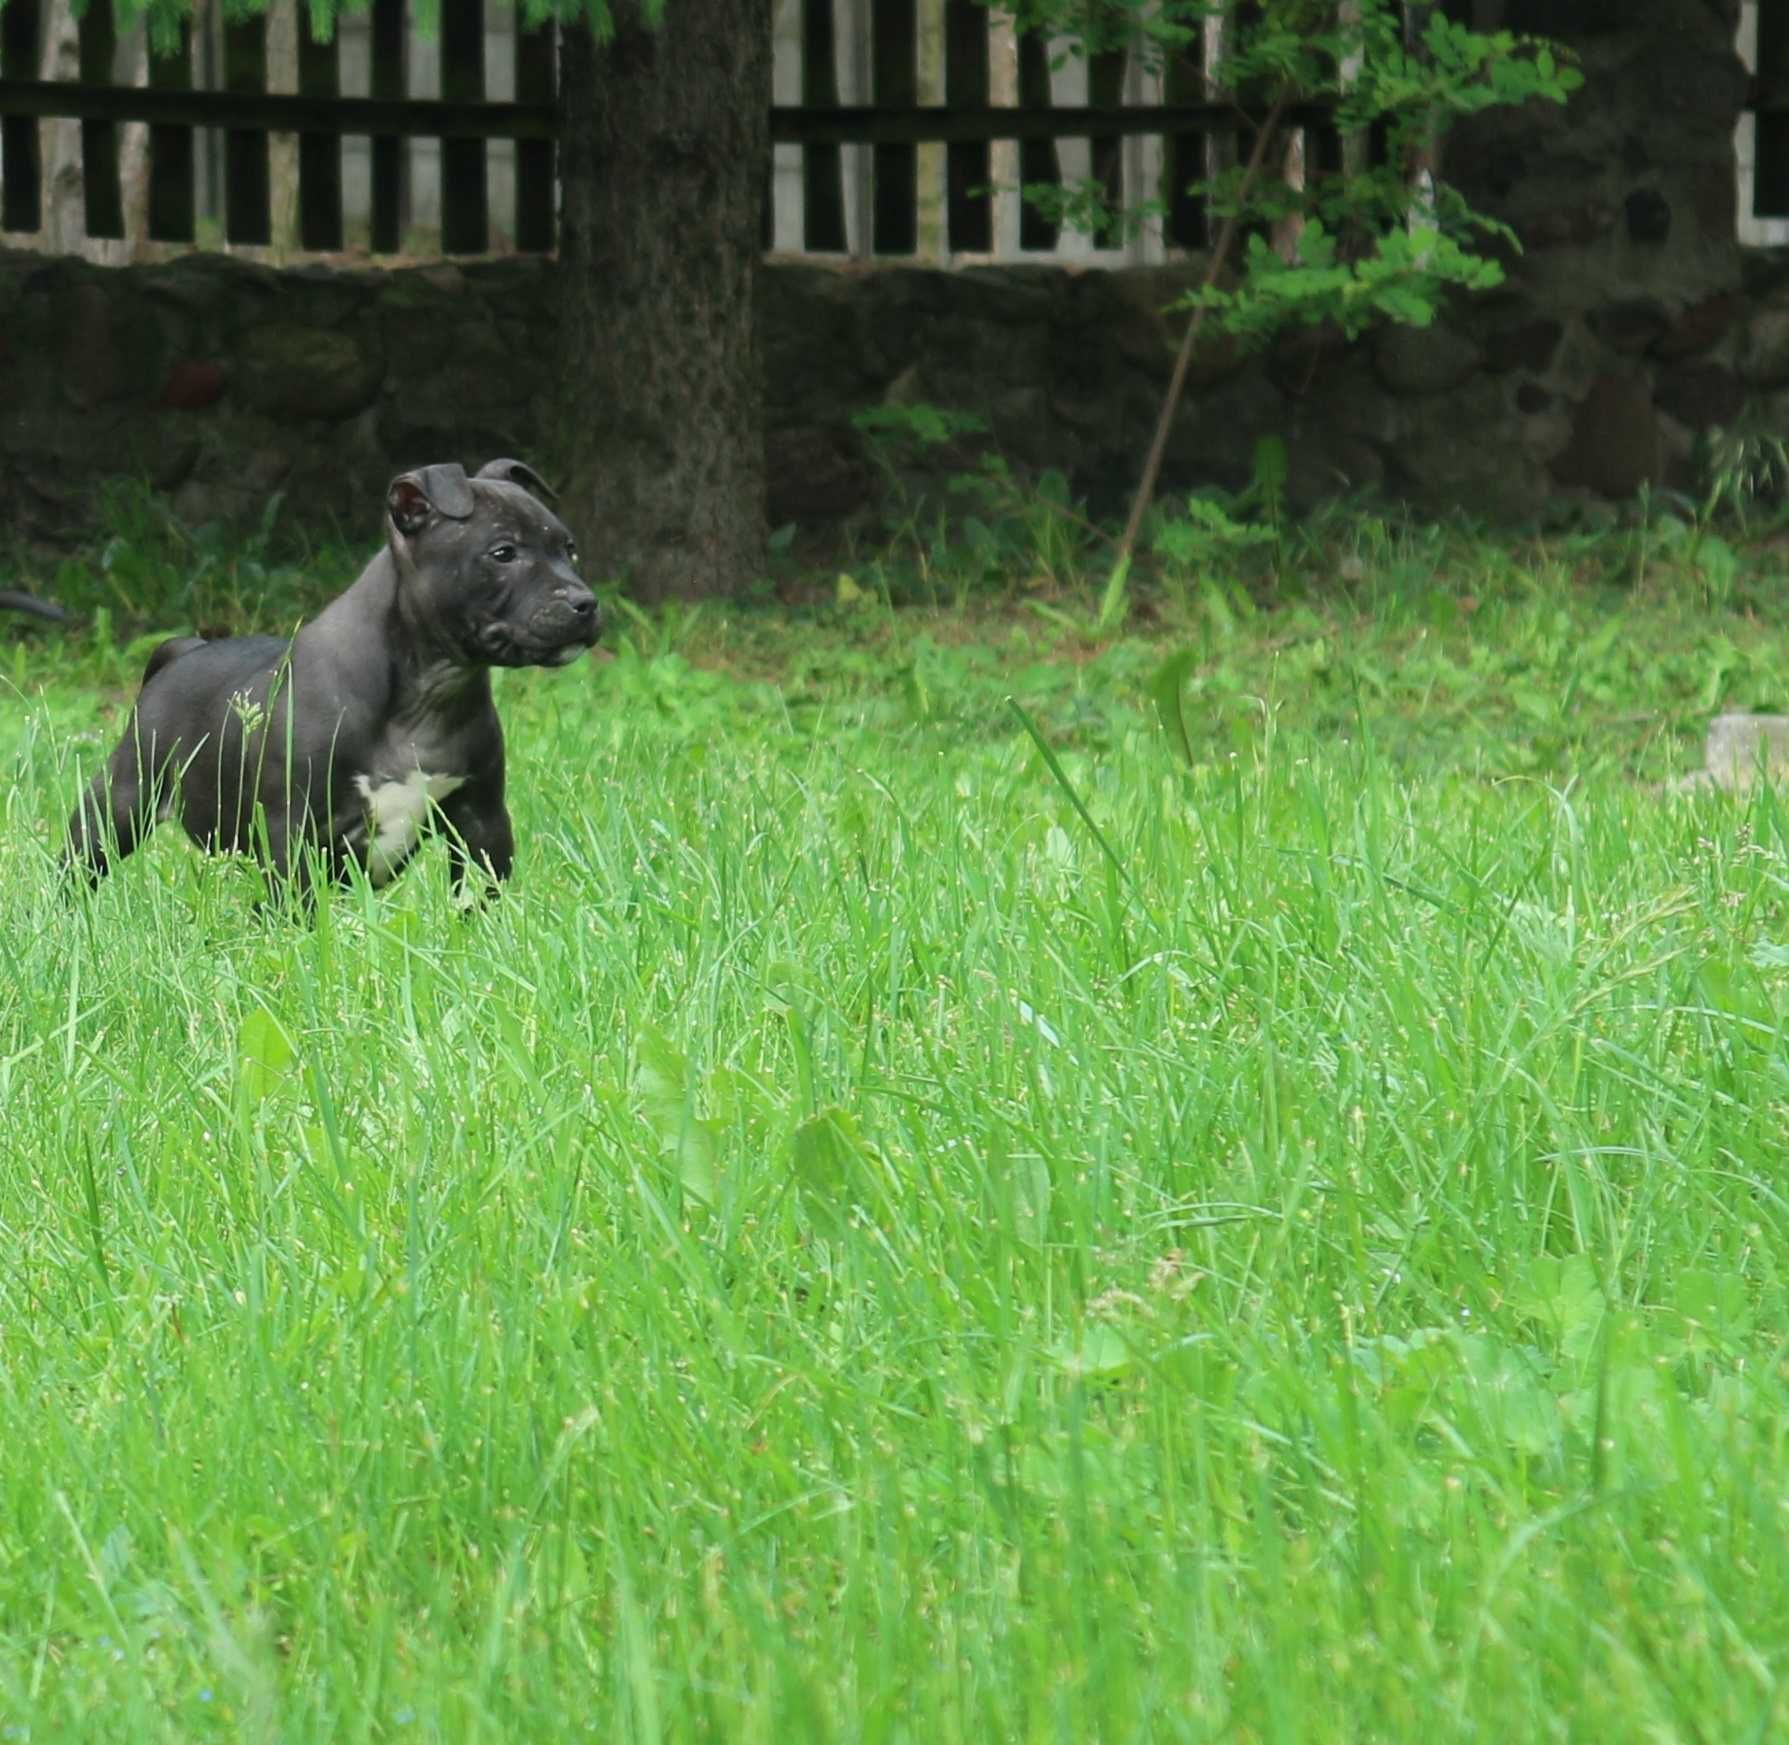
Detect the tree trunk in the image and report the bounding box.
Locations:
[557,0,770,603]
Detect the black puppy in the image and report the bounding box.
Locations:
[68,458,600,902]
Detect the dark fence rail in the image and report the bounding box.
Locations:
[0,80,1325,143]
[0,78,558,137]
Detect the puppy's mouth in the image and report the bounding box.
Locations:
[473,621,600,668]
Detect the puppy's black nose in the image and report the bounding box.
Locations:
[562,587,598,624]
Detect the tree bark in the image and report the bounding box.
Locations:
[557,0,770,603]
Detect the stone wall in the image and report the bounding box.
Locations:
[0,0,1775,555]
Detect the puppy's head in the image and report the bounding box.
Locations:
[385,459,601,669]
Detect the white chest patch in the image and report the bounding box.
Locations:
[355,770,465,884]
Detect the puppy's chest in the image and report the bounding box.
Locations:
[352,768,466,883]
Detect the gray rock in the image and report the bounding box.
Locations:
[1372,322,1483,396]
[1654,361,1745,430]
[1480,318,1564,374]
[238,323,384,421]
[57,282,168,408]
[1550,373,1665,498]
[1675,713,1789,792]
[1392,375,1547,517]
[1590,298,1671,354]
[1737,304,1789,387]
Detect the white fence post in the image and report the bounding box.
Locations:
[1124,31,1167,265]
[1047,33,1091,262]
[916,0,947,261]
[772,0,805,252]
[839,0,872,256]
[986,10,1022,257]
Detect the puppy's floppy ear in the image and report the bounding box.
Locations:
[388,464,476,536]
[475,458,559,506]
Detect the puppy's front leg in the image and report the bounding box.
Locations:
[65,734,164,888]
[439,781,514,908]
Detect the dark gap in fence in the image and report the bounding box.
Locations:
[147,20,195,241]
[944,0,988,251]
[198,7,219,225]
[1016,31,1057,250]
[1309,117,1344,185]
[1,0,43,234]
[1164,34,1206,248]
[78,1,124,238]
[298,17,343,250]
[370,0,406,251]
[1759,0,1789,217]
[1088,43,1125,249]
[1365,111,1396,232]
[1221,0,1266,254]
[514,20,555,251]
[222,13,270,245]
[1311,106,1368,260]
[440,0,488,252]
[873,0,917,253]
[801,0,846,249]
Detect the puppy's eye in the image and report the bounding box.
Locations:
[489,544,518,564]
[565,542,579,566]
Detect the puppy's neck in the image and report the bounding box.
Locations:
[387,645,491,732]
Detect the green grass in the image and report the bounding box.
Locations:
[6,525,1789,1741]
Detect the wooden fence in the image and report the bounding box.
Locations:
[3,0,1783,266]
[0,0,1364,266]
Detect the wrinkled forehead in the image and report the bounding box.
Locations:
[458,479,571,545]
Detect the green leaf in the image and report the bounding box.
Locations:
[237,1005,297,1108]
[635,1029,721,1206]
[1147,649,1199,770]
[1252,434,1288,505]
[1094,553,1131,637]
[787,1106,882,1237]
[1054,1322,1135,1379]
[1513,1254,1606,1366]
[1673,1269,1748,1340]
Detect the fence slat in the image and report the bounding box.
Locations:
[514,19,555,251]
[0,0,42,234]
[147,21,195,242]
[299,15,343,249]
[1045,34,1091,260]
[1121,35,1166,263]
[1087,43,1124,251]
[1758,0,1789,216]
[369,0,405,251]
[440,0,487,253]
[914,0,944,260]
[985,13,1019,256]
[223,13,271,245]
